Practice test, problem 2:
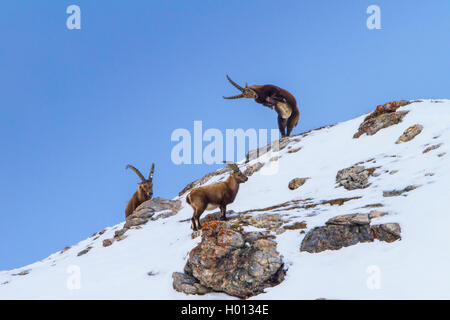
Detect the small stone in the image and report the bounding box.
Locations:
[395,124,423,144]
[326,214,370,226]
[336,165,377,190]
[243,162,264,176]
[423,143,443,153]
[383,185,420,197]
[77,247,92,257]
[371,223,401,242]
[102,239,114,247]
[288,177,308,190]
[369,211,388,219]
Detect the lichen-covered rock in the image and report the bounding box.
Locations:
[371,223,401,243]
[396,124,423,144]
[288,177,308,190]
[301,213,401,253]
[176,221,285,298]
[336,165,376,190]
[353,100,410,138]
[301,222,372,253]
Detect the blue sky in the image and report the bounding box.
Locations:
[0,1,448,270]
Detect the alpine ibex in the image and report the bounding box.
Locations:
[223,75,299,137]
[125,164,155,218]
[186,162,248,231]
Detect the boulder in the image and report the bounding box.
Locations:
[396,124,423,144]
[383,185,420,197]
[172,272,211,295]
[288,177,308,190]
[336,165,377,190]
[371,223,401,243]
[124,197,182,229]
[353,100,410,138]
[301,213,401,253]
[174,221,285,298]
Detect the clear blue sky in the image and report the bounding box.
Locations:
[0,1,448,270]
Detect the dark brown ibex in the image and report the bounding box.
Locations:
[223,75,300,137]
[186,162,248,231]
[125,164,155,218]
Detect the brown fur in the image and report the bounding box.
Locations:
[248,84,300,137]
[224,76,300,137]
[125,164,154,218]
[187,166,248,231]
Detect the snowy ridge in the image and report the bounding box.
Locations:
[1,99,449,299]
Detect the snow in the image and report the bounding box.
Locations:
[1,99,449,299]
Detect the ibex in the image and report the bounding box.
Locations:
[125,164,155,218]
[223,75,299,137]
[186,162,248,231]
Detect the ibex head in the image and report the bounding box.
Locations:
[126,164,155,197]
[224,161,248,183]
[223,75,258,100]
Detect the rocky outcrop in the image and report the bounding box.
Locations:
[336,165,377,190]
[288,177,308,190]
[173,221,285,298]
[396,124,423,144]
[102,197,182,247]
[125,197,182,228]
[246,138,298,162]
[353,100,411,138]
[300,213,401,253]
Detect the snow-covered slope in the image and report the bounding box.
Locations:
[1,99,449,299]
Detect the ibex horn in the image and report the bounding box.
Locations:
[226,75,244,92]
[223,161,240,172]
[148,163,155,180]
[223,93,245,100]
[126,165,146,182]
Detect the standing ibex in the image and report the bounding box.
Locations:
[223,75,299,137]
[125,164,155,218]
[186,162,248,231]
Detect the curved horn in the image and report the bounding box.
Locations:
[223,93,245,100]
[148,163,155,180]
[223,161,240,172]
[126,164,146,182]
[226,75,244,92]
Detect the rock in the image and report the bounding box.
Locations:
[172,272,211,295]
[102,239,114,247]
[123,197,182,229]
[353,100,410,138]
[177,221,285,298]
[383,185,420,197]
[243,162,264,176]
[288,147,302,153]
[12,269,31,276]
[396,124,423,144]
[423,143,443,153]
[288,177,308,190]
[326,213,370,226]
[301,214,401,253]
[371,223,401,242]
[336,165,377,190]
[77,247,92,257]
[301,224,372,253]
[59,246,71,254]
[369,210,388,219]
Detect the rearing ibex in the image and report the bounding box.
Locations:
[186,162,248,231]
[125,164,155,218]
[223,75,299,137]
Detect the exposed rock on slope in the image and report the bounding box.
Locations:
[396,124,423,144]
[173,221,285,298]
[353,100,411,138]
[336,165,377,190]
[300,213,401,253]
